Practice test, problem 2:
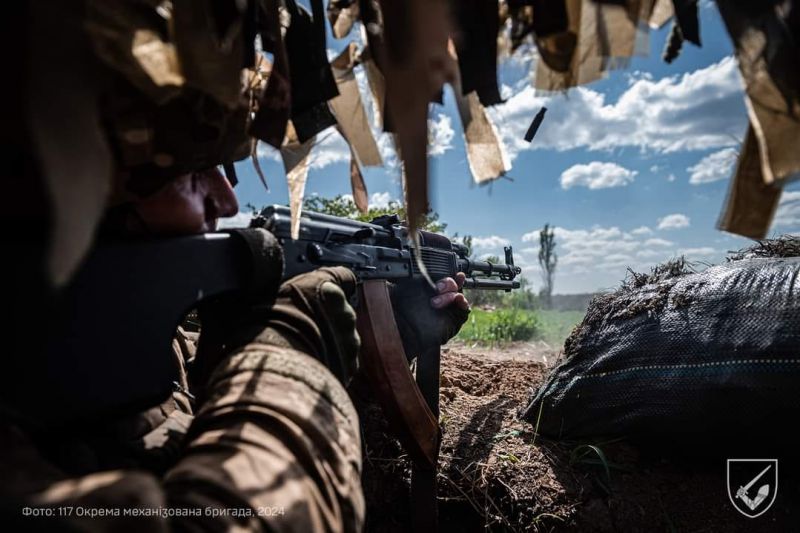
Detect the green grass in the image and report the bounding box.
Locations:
[456,308,539,345]
[456,308,584,347]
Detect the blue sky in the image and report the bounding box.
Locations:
[225,4,800,294]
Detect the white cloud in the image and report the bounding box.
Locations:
[428,113,455,156]
[217,211,253,229]
[519,222,730,293]
[369,191,394,209]
[636,248,666,259]
[472,235,512,250]
[666,173,677,182]
[631,226,653,236]
[644,238,674,247]
[488,56,746,162]
[688,147,738,184]
[560,162,637,190]
[657,213,691,230]
[773,191,800,229]
[500,84,514,100]
[678,247,718,257]
[308,130,351,169]
[254,129,351,170]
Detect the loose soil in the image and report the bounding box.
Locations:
[359,343,800,532]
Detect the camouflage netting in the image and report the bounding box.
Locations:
[520,237,800,444]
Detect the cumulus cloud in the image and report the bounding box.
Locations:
[678,246,718,257]
[488,56,746,162]
[688,147,739,184]
[644,238,674,247]
[631,226,653,236]
[773,191,800,229]
[428,113,455,156]
[343,191,396,209]
[308,130,351,169]
[657,213,691,230]
[560,161,637,190]
[369,191,394,209]
[519,223,726,292]
[254,129,351,170]
[472,235,512,250]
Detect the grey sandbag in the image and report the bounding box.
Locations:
[520,256,800,441]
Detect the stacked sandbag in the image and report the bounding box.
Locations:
[520,239,800,443]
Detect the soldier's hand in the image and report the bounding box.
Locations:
[253,266,360,384]
[390,274,470,359]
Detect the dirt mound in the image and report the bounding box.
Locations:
[437,351,569,530]
[359,346,800,532]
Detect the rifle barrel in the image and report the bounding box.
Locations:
[462,278,520,290]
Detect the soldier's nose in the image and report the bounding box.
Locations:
[206,167,239,219]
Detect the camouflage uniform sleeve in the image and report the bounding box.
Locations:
[163,342,364,532]
[2,342,363,532]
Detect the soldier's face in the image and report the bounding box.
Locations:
[132,167,239,235]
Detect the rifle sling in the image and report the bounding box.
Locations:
[356,280,442,529]
[356,280,440,468]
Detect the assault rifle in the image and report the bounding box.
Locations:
[12,206,521,426]
[253,205,521,291]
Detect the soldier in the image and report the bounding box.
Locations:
[4,2,470,529]
[1,164,470,533]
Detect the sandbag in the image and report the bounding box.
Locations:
[520,254,800,443]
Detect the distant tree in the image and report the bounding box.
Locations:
[538,223,557,308]
[302,194,447,233]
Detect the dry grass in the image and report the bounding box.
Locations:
[728,235,800,261]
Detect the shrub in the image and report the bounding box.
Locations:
[456,309,539,345]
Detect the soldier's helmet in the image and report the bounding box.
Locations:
[87,0,262,196]
[35,0,268,285]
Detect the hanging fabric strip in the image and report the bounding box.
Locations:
[280,123,315,239]
[534,0,655,93]
[648,0,674,29]
[349,147,369,214]
[249,0,291,148]
[716,0,800,187]
[284,0,339,142]
[451,0,502,106]
[330,44,383,167]
[450,43,510,184]
[360,46,387,131]
[327,0,360,38]
[374,0,455,235]
[717,126,782,239]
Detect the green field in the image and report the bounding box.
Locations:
[456,308,584,347]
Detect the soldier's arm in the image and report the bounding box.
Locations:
[163,267,365,531]
[1,268,364,532]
